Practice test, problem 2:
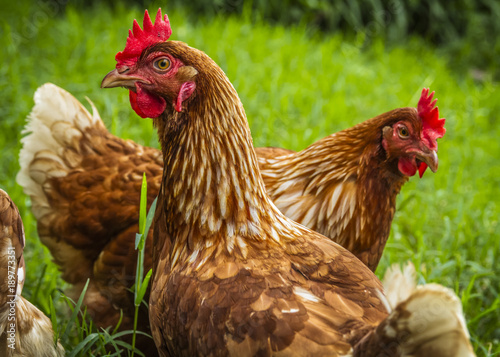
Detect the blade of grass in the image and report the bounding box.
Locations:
[144,197,158,242]
[136,269,153,303]
[61,279,90,343]
[66,332,100,357]
[49,295,58,343]
[138,173,147,235]
[131,174,156,357]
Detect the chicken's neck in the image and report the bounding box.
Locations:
[260,117,408,270]
[153,67,292,264]
[292,119,408,188]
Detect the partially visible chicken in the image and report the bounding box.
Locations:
[355,262,475,356]
[100,9,471,356]
[342,261,476,356]
[0,189,64,356]
[258,88,445,271]
[16,85,160,355]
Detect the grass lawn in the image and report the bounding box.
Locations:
[1,1,499,355]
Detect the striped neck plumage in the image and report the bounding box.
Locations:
[262,114,410,187]
[156,63,292,249]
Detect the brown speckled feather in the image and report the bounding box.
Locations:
[149,216,386,356]
[0,189,64,356]
[254,147,295,160]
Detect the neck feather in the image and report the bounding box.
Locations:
[264,116,407,192]
[154,63,292,254]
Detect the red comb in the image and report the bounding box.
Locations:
[115,9,172,66]
[418,88,446,150]
[417,88,446,177]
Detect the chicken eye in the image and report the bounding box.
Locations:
[398,126,410,138]
[154,58,171,71]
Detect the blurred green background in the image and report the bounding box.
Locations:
[0,0,499,355]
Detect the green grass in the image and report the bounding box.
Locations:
[0,1,499,355]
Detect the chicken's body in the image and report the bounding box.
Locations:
[0,189,64,357]
[98,10,470,356]
[138,40,387,357]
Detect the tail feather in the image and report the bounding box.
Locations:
[391,283,473,356]
[354,263,475,357]
[8,297,65,356]
[16,84,162,351]
[382,261,417,309]
[16,83,114,285]
[16,83,104,221]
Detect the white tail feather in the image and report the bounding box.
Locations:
[382,261,417,309]
[359,262,476,357]
[396,283,473,356]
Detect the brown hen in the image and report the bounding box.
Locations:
[0,189,64,356]
[99,9,471,356]
[257,96,444,271]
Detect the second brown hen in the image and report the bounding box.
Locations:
[258,88,445,271]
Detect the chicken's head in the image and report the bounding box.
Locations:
[381,88,446,178]
[101,9,198,118]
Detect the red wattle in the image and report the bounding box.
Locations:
[418,162,428,178]
[398,157,417,177]
[129,85,166,119]
[129,91,148,118]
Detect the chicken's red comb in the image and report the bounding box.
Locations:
[418,88,446,150]
[115,9,172,66]
[417,88,446,177]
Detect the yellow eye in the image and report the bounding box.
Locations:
[399,127,409,138]
[154,58,171,71]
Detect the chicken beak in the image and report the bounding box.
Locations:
[416,148,438,174]
[101,69,148,90]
